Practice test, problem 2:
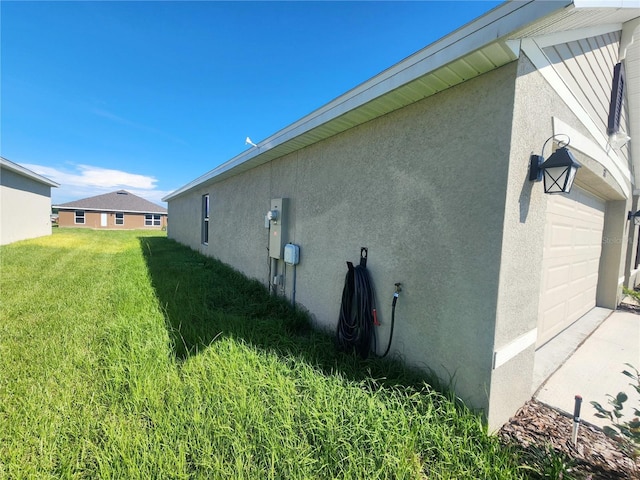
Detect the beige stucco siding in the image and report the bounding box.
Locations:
[489,52,634,430]
[169,63,518,413]
[0,168,53,245]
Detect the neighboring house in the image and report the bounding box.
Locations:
[163,1,639,430]
[0,157,59,245]
[55,190,167,230]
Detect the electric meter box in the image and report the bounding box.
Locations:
[268,198,288,259]
[284,243,300,265]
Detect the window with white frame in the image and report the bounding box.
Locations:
[75,210,85,224]
[145,214,162,226]
[202,194,209,245]
[115,213,124,225]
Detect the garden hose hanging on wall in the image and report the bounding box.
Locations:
[380,282,401,358]
[336,248,400,359]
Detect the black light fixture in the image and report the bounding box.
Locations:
[529,135,581,194]
[628,211,640,226]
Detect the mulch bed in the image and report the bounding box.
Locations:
[618,302,640,314]
[499,399,639,479]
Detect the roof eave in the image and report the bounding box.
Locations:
[0,157,60,188]
[164,0,576,202]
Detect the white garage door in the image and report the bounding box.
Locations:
[537,186,605,347]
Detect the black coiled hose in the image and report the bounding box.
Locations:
[336,250,399,359]
[336,260,376,359]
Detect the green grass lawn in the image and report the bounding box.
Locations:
[1,228,527,479]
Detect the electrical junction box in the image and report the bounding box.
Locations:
[268,198,288,259]
[284,243,300,265]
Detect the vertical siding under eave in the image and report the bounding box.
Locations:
[543,31,630,164]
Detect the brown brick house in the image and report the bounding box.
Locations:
[55,190,167,230]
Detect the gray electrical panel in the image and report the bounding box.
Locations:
[268,198,288,259]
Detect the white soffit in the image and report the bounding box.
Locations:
[164,1,575,201]
[164,1,640,201]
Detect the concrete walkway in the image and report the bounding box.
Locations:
[535,302,640,429]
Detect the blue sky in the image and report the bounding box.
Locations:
[2,1,502,206]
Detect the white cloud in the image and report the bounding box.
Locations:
[23,163,156,189]
[22,163,168,205]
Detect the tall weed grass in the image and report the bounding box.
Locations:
[1,229,525,479]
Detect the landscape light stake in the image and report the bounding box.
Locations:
[572,395,582,447]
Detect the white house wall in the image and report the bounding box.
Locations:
[0,168,54,245]
[168,63,518,420]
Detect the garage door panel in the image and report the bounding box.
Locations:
[537,187,605,346]
[576,210,605,225]
[570,277,595,295]
[576,227,598,245]
[541,303,567,334]
[544,284,569,313]
[570,259,590,279]
[547,199,577,217]
[549,224,574,248]
[545,264,570,289]
[571,258,599,280]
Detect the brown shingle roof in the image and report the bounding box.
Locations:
[55,190,167,214]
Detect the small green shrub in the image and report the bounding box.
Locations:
[518,444,578,480]
[623,286,640,303]
[591,363,640,459]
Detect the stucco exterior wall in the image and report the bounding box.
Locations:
[58,210,167,229]
[0,168,53,245]
[488,53,633,430]
[489,54,555,430]
[169,63,518,416]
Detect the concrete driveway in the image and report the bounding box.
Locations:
[535,302,640,429]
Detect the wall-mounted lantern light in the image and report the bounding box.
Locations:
[628,211,640,226]
[529,135,582,194]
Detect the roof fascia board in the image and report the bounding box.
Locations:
[258,1,571,148]
[520,35,631,186]
[0,158,60,187]
[262,1,570,139]
[574,0,640,8]
[163,0,573,202]
[531,22,625,48]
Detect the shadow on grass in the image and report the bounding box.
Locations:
[138,236,446,392]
